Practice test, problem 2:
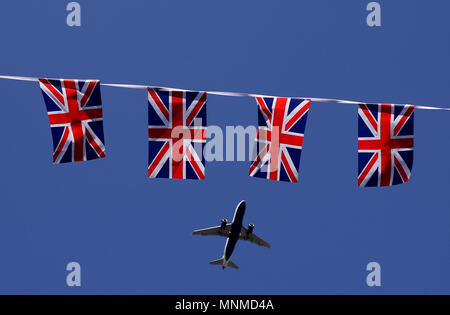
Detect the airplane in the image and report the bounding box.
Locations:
[192,200,270,270]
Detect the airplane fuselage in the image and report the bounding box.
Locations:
[193,199,270,270]
[223,200,246,263]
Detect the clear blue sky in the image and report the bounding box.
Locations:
[0,0,448,294]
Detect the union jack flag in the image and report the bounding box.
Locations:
[358,103,414,187]
[39,78,106,164]
[249,97,310,183]
[148,89,207,179]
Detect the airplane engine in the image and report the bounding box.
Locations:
[220,219,227,229]
[247,224,254,234]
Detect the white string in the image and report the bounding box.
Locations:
[1,74,449,111]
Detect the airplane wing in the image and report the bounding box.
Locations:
[192,224,232,237]
[239,227,271,248]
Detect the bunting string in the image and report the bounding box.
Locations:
[1,74,449,111]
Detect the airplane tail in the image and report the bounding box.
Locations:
[209,258,224,266]
[227,260,239,269]
[209,258,239,269]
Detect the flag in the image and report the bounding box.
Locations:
[249,97,310,183]
[148,89,207,179]
[39,78,106,164]
[358,103,414,187]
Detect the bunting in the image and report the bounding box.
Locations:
[249,97,310,183]
[0,74,444,188]
[39,78,106,164]
[358,103,414,187]
[147,89,207,179]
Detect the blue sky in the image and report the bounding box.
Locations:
[0,0,449,294]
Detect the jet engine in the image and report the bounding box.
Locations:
[220,219,228,229]
[247,224,254,234]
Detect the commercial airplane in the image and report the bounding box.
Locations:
[192,200,270,270]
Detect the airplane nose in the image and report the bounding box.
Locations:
[237,200,246,212]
